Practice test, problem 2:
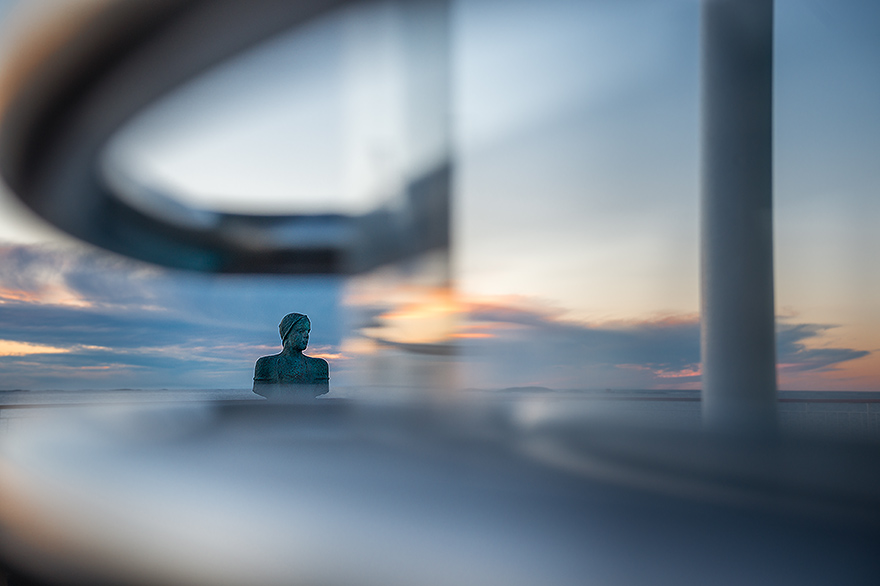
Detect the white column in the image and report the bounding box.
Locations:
[700,0,777,433]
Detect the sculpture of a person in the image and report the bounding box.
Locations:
[253,313,329,399]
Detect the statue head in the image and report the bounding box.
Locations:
[279,313,311,351]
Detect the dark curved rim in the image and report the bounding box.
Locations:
[0,0,449,273]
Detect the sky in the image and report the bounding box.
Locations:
[0,0,877,391]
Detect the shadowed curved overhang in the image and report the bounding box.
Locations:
[0,0,450,273]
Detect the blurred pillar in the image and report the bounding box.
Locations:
[700,0,777,433]
[339,0,458,399]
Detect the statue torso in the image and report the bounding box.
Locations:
[253,351,329,399]
[255,352,329,385]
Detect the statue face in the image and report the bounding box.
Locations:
[287,323,310,351]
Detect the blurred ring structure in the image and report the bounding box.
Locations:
[0,0,450,274]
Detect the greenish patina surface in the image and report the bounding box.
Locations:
[253,313,329,399]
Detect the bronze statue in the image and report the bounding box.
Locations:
[253,313,329,399]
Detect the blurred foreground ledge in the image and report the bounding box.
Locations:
[3,388,880,439]
[1,395,880,586]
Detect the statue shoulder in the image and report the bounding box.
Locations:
[304,355,329,378]
[254,354,280,379]
[307,355,329,372]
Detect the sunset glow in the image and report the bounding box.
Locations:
[0,340,69,356]
[0,285,91,308]
[358,286,462,346]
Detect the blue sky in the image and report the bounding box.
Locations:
[0,0,877,391]
[0,244,343,389]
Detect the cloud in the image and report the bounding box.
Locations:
[0,244,871,391]
[0,244,343,390]
[777,323,870,373]
[0,340,70,356]
[459,304,701,389]
[457,303,870,390]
